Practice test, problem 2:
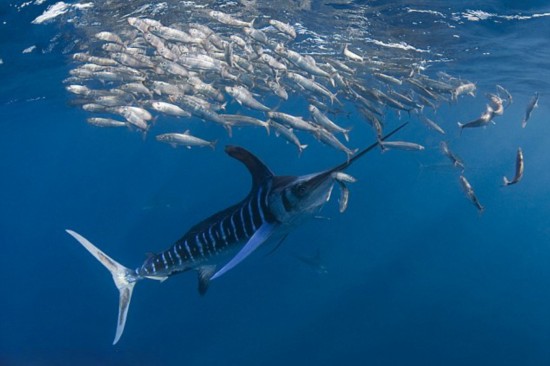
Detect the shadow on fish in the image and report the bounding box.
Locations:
[66,122,408,344]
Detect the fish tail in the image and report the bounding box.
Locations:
[503,176,510,186]
[298,144,308,156]
[210,139,218,150]
[342,127,351,142]
[65,230,139,345]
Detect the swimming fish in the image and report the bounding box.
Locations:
[459,175,484,212]
[440,141,464,171]
[156,130,217,149]
[503,147,524,186]
[66,123,407,344]
[521,92,539,128]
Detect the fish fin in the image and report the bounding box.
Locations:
[183,129,190,135]
[211,223,279,280]
[225,145,274,186]
[298,144,308,157]
[66,230,138,345]
[342,127,352,142]
[197,265,216,295]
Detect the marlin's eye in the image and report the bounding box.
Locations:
[294,183,307,197]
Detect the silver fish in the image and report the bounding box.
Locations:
[150,101,191,118]
[95,31,123,45]
[453,82,476,100]
[343,44,363,62]
[309,105,350,141]
[225,86,270,112]
[379,140,425,152]
[331,172,357,183]
[221,114,270,133]
[459,175,484,212]
[318,129,357,159]
[440,141,464,171]
[72,53,118,66]
[156,130,216,150]
[521,92,539,128]
[243,27,269,45]
[458,107,494,132]
[268,111,319,136]
[269,19,296,39]
[503,147,524,186]
[267,81,289,101]
[496,85,513,107]
[87,117,127,128]
[275,44,331,79]
[287,72,339,104]
[418,114,445,135]
[208,10,254,28]
[374,72,402,86]
[268,120,308,155]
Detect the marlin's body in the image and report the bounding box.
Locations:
[67,123,407,344]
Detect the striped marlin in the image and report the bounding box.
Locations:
[66,122,407,344]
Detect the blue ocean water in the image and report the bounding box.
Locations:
[1,0,550,365]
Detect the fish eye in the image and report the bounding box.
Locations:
[294,183,307,196]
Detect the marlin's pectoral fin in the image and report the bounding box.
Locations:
[197,265,216,296]
[211,223,278,280]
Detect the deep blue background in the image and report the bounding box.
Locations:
[1,1,550,365]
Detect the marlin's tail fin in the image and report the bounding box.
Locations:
[66,229,138,345]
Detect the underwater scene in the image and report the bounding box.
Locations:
[1,0,550,364]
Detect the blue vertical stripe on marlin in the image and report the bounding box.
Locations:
[66,122,407,345]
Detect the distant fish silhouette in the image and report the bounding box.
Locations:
[293,249,328,274]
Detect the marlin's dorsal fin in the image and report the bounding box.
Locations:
[225,145,274,186]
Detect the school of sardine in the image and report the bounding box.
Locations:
[63,7,540,213]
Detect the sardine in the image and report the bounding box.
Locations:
[343,44,363,63]
[503,147,524,186]
[458,107,494,132]
[268,120,308,155]
[418,114,445,135]
[440,141,465,171]
[225,86,270,112]
[287,72,339,104]
[268,111,320,135]
[521,92,539,128]
[459,175,484,212]
[379,140,425,152]
[221,114,270,133]
[318,129,357,159]
[309,105,350,141]
[156,130,217,150]
[269,19,296,39]
[208,10,254,28]
[87,117,127,128]
[95,31,123,45]
[150,101,191,118]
